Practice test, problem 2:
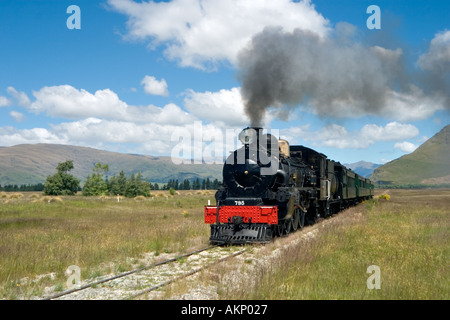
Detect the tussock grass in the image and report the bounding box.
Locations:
[1,192,25,202]
[0,192,216,299]
[7,193,24,200]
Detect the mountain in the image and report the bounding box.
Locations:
[370,124,450,185]
[343,161,381,178]
[0,144,223,186]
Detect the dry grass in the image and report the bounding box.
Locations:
[213,189,449,300]
[0,191,216,299]
[2,189,448,300]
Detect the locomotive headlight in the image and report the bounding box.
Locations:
[239,128,257,145]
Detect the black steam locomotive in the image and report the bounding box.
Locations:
[205,127,374,244]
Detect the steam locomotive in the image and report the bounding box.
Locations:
[205,127,374,244]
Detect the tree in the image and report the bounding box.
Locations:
[193,178,201,190]
[183,179,191,190]
[124,173,136,197]
[124,172,151,198]
[136,173,151,197]
[82,162,109,196]
[108,170,127,196]
[43,160,80,195]
[152,183,159,190]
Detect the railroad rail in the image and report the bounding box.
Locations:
[41,243,248,300]
[126,247,248,300]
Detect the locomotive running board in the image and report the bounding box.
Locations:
[209,224,273,244]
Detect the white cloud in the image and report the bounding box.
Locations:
[48,118,191,155]
[0,84,256,155]
[184,87,278,127]
[29,85,127,119]
[282,121,419,150]
[107,0,330,69]
[141,75,169,96]
[279,124,311,144]
[9,111,25,122]
[53,118,152,144]
[184,87,248,127]
[25,85,196,125]
[0,114,244,158]
[50,118,243,157]
[314,125,359,149]
[359,122,419,142]
[394,141,418,153]
[146,103,195,125]
[7,87,31,107]
[29,85,128,119]
[0,96,11,107]
[0,126,66,146]
[382,86,446,121]
[417,30,450,72]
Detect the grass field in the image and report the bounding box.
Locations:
[0,190,215,299]
[215,189,449,300]
[1,189,448,299]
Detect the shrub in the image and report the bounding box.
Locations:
[377,194,391,201]
[43,160,80,196]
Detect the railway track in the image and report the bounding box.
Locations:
[41,243,248,300]
[41,206,359,300]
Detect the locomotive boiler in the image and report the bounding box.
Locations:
[205,127,374,244]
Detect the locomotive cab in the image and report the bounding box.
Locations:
[278,139,290,157]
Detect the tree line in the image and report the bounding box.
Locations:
[0,183,44,192]
[40,160,220,197]
[161,178,220,191]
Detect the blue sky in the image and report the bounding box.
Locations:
[0,0,449,165]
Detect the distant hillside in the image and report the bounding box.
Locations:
[344,161,381,178]
[0,144,223,186]
[371,124,450,185]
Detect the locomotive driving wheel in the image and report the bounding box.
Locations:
[292,208,306,231]
[273,224,283,236]
[284,218,292,234]
[274,221,289,236]
[292,208,299,231]
[298,208,305,229]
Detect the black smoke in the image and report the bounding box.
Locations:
[237,25,449,126]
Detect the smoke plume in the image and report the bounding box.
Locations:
[237,26,449,126]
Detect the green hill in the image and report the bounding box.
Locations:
[0,144,222,186]
[370,124,450,185]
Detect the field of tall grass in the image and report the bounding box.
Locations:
[0,190,215,299]
[1,189,448,300]
[216,189,449,299]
